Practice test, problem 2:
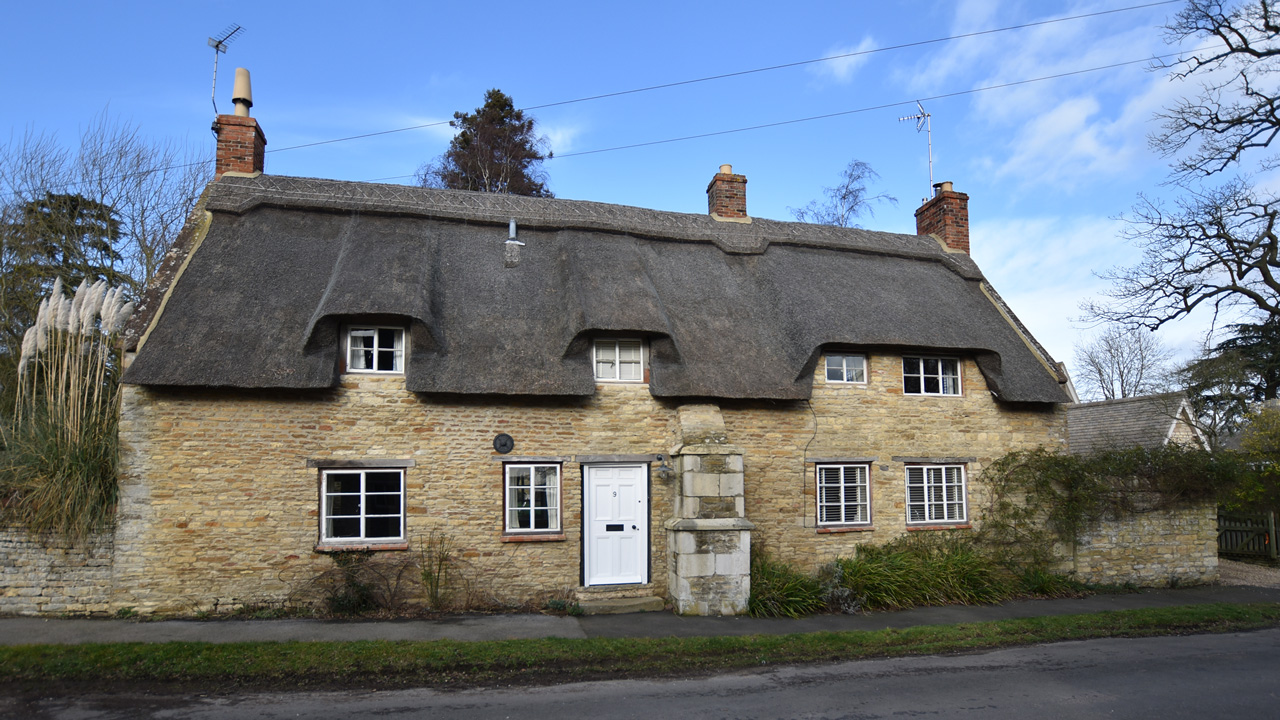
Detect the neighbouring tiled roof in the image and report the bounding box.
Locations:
[1067,393,1198,454]
[122,175,1071,403]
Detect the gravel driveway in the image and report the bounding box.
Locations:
[1218,558,1280,588]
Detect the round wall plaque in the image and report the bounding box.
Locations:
[493,433,515,454]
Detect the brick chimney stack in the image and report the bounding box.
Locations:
[707,164,748,221]
[212,68,267,178]
[915,181,969,254]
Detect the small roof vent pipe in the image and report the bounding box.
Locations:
[231,68,253,117]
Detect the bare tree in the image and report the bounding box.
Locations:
[0,113,210,409]
[0,113,211,287]
[1086,1,1280,330]
[790,160,896,228]
[1072,325,1174,401]
[1155,0,1280,181]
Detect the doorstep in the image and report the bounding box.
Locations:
[576,596,667,615]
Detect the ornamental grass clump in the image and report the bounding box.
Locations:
[821,533,1016,612]
[747,547,826,618]
[0,278,133,540]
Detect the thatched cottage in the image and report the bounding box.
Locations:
[90,77,1088,616]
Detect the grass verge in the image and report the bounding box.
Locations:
[3,603,1278,694]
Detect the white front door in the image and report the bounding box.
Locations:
[584,464,648,586]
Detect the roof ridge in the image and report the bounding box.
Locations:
[203,175,977,273]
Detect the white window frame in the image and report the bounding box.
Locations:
[593,339,646,383]
[825,354,867,384]
[504,463,562,533]
[905,465,967,524]
[902,356,961,396]
[347,326,405,374]
[816,464,872,526]
[319,468,406,543]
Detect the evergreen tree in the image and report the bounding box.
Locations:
[417,89,553,197]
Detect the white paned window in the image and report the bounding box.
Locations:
[905,465,967,523]
[505,464,561,532]
[817,464,871,525]
[320,469,405,542]
[348,327,405,373]
[902,357,960,395]
[594,339,644,382]
[825,354,867,383]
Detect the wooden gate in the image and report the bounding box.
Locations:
[1218,511,1278,559]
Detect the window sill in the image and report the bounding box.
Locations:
[315,542,409,553]
[906,523,971,532]
[501,533,566,543]
[817,525,875,534]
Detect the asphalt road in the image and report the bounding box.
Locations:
[8,628,1280,719]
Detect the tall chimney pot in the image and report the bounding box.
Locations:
[231,67,254,117]
[212,67,267,178]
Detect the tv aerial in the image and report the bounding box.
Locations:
[208,24,245,115]
[899,101,933,199]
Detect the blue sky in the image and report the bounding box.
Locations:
[2,0,1226,375]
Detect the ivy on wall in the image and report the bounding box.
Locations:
[976,445,1249,569]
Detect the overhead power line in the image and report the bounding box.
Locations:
[362,49,1192,182]
[270,0,1179,156]
[2,1,1185,197]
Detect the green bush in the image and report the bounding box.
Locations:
[821,533,1016,612]
[747,548,825,618]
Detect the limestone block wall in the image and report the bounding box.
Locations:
[0,529,113,615]
[1063,503,1219,586]
[115,377,679,613]
[727,355,1067,572]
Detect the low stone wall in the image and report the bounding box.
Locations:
[1061,502,1219,586]
[0,528,114,616]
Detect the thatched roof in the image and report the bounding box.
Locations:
[122,175,1070,403]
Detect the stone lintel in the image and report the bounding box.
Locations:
[891,456,977,464]
[306,458,416,468]
[665,517,755,532]
[575,454,662,463]
[670,442,743,456]
[806,457,878,464]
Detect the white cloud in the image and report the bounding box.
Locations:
[807,37,878,84]
[542,123,585,155]
[972,214,1130,364]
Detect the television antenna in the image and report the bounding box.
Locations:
[899,101,933,198]
[208,24,245,115]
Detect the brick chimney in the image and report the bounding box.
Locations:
[707,164,748,221]
[914,181,969,253]
[212,68,266,178]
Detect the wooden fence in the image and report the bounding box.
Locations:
[1218,511,1278,560]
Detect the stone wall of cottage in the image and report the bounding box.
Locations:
[81,350,1216,615]
[727,356,1068,571]
[0,528,113,615]
[114,377,680,614]
[1062,503,1219,586]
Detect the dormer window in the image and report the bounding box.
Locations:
[594,339,645,382]
[902,357,960,396]
[825,354,866,383]
[347,327,405,374]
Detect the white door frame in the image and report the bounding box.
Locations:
[583,464,649,586]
